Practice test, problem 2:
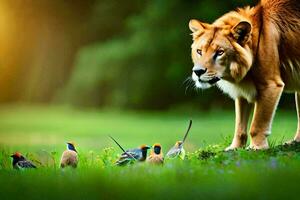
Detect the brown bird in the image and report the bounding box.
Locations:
[11,152,37,169]
[60,142,78,168]
[147,143,164,165]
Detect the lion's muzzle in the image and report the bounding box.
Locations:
[192,66,221,89]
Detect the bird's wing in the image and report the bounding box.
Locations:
[116,159,131,166]
[17,160,37,169]
[116,149,141,166]
[122,150,140,159]
[128,149,142,159]
[166,146,181,158]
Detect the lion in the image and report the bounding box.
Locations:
[188,0,300,150]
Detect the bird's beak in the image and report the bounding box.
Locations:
[147,146,151,149]
[10,155,14,158]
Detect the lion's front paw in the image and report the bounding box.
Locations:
[284,139,300,146]
[248,134,269,150]
[247,142,269,150]
[225,144,240,151]
[225,136,247,151]
[284,140,295,146]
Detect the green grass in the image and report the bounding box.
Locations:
[0,105,299,200]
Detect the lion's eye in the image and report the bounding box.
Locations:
[216,49,224,56]
[196,49,202,56]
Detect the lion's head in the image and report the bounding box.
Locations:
[189,12,254,89]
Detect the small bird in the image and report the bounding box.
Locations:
[11,152,37,169]
[166,119,193,160]
[60,142,78,168]
[109,136,151,166]
[147,143,164,165]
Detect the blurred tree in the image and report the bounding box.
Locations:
[64,0,257,110]
[0,0,144,102]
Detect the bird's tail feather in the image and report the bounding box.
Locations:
[109,135,127,153]
[108,135,137,161]
[182,119,192,144]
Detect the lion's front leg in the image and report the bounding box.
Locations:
[225,98,252,151]
[292,92,300,142]
[249,83,284,150]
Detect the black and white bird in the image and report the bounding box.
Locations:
[11,152,37,169]
[109,136,151,166]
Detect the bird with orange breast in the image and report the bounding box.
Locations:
[147,143,164,165]
[11,152,37,169]
[60,142,78,168]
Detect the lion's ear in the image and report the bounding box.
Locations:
[189,19,206,33]
[231,21,252,45]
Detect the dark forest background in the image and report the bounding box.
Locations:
[0,0,294,110]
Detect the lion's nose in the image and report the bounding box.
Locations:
[193,68,207,77]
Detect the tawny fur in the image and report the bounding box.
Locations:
[147,144,164,165]
[60,150,78,168]
[147,154,164,165]
[189,0,300,150]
